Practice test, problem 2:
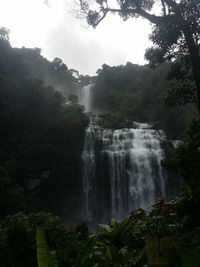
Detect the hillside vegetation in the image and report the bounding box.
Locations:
[92,63,195,138]
[0,30,89,221]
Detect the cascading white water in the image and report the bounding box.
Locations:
[128,128,166,211]
[82,117,98,218]
[81,85,168,223]
[82,116,167,223]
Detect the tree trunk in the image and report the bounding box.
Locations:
[191,54,200,117]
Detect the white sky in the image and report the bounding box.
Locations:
[0,0,152,75]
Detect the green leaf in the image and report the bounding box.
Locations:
[36,228,56,267]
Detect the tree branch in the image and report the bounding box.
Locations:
[161,0,167,16]
[93,9,109,27]
[163,0,182,16]
[104,7,164,24]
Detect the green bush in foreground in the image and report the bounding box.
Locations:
[0,212,88,267]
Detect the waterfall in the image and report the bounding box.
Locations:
[82,116,167,223]
[80,84,94,112]
[80,84,168,224]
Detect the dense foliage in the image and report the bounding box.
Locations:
[1,199,199,267]
[0,212,89,267]
[92,62,195,138]
[167,118,200,227]
[0,29,89,220]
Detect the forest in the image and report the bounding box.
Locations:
[0,0,200,265]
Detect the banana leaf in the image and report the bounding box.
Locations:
[36,228,56,267]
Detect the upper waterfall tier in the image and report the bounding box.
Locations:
[80,84,94,112]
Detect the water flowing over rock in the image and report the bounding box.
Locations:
[79,84,181,225]
[80,84,94,112]
[82,115,168,224]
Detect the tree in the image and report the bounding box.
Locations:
[164,56,197,106]
[68,94,79,105]
[0,35,89,219]
[0,27,10,41]
[79,0,200,114]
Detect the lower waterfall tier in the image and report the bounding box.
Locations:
[82,116,171,224]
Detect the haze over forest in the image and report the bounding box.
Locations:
[0,0,153,75]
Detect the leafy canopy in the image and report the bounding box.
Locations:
[79,0,200,113]
[80,0,200,58]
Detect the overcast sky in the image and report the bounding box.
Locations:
[0,0,152,75]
